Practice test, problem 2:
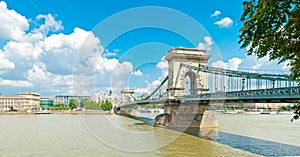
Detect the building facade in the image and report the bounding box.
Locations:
[54,95,90,106]
[40,98,54,108]
[0,92,40,111]
[98,93,120,107]
[120,89,135,104]
[166,48,211,97]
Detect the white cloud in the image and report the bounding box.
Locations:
[214,17,233,28]
[156,56,168,70]
[0,53,14,69]
[228,58,242,70]
[33,14,63,35]
[134,79,162,95]
[134,57,170,96]
[211,10,221,17]
[3,41,42,59]
[0,1,120,96]
[132,70,143,76]
[0,79,33,87]
[103,49,118,57]
[239,55,290,73]
[211,58,244,71]
[0,1,29,41]
[211,60,228,69]
[198,36,214,51]
[111,61,134,95]
[27,64,48,81]
[211,56,290,74]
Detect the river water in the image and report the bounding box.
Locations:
[0,113,299,156]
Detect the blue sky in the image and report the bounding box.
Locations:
[0,0,290,97]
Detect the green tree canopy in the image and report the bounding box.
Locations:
[80,98,101,110]
[69,98,79,110]
[240,0,300,120]
[101,100,113,111]
[239,0,300,81]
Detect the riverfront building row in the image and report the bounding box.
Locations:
[0,92,93,111]
[54,95,90,106]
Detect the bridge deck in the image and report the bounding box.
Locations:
[119,87,300,107]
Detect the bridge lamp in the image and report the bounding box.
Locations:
[242,78,246,91]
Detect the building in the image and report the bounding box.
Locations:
[98,91,120,107]
[40,98,54,109]
[0,92,40,111]
[54,95,90,106]
[120,89,135,104]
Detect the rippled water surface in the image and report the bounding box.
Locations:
[0,114,299,156]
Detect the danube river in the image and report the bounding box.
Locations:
[0,113,299,156]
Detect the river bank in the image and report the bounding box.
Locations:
[0,110,113,115]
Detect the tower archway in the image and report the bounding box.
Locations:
[165,48,211,97]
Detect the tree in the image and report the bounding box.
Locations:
[80,98,90,108]
[101,100,113,111]
[69,99,79,110]
[291,100,300,122]
[239,0,300,120]
[239,0,300,82]
[80,98,101,110]
[51,104,70,110]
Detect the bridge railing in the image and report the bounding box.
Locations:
[182,86,300,99]
[182,63,292,81]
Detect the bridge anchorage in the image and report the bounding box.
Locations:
[114,47,299,137]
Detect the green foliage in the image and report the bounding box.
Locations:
[80,98,101,110]
[291,103,300,122]
[80,98,113,111]
[279,105,291,111]
[239,0,300,81]
[69,98,79,110]
[100,100,113,111]
[50,104,71,110]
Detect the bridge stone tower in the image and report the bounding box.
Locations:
[165,48,211,97]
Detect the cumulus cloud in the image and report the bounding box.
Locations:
[103,49,118,57]
[211,58,242,70]
[211,55,290,74]
[228,58,242,70]
[0,79,33,87]
[211,60,228,69]
[211,10,221,17]
[0,53,14,69]
[111,61,134,95]
[134,79,163,95]
[0,1,29,41]
[27,64,49,81]
[198,36,214,51]
[214,17,233,28]
[156,56,168,77]
[33,14,63,35]
[133,57,169,96]
[3,41,42,59]
[132,70,143,76]
[239,55,290,73]
[0,1,130,97]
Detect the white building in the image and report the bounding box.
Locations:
[0,92,40,111]
[120,89,135,104]
[98,92,120,107]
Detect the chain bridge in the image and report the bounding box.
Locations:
[114,48,299,136]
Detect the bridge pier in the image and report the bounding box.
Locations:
[155,101,218,137]
[117,106,137,117]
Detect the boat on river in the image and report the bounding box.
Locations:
[35,109,51,114]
